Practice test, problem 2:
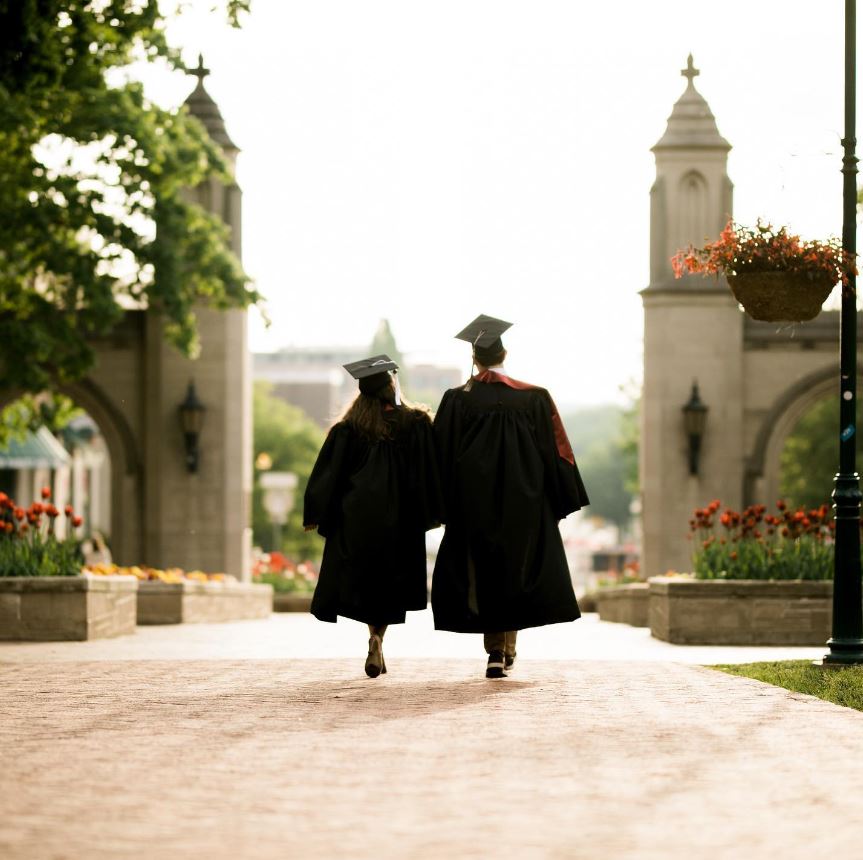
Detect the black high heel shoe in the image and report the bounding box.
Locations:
[365,634,384,678]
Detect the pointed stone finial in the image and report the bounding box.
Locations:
[190,53,210,84]
[681,53,699,85]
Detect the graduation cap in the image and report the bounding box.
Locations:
[455,314,512,357]
[343,354,399,395]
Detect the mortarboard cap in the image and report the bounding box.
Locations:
[455,314,512,354]
[343,354,399,379]
[343,354,399,396]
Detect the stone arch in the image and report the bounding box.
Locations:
[745,364,863,508]
[0,378,143,564]
[677,170,709,247]
[59,378,143,564]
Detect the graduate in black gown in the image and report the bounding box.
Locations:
[431,315,589,677]
[303,355,442,677]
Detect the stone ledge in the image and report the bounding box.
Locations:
[272,592,313,613]
[137,581,273,625]
[0,575,138,641]
[595,584,650,627]
[0,575,138,593]
[649,577,833,645]
[649,578,832,598]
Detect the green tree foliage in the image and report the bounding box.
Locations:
[0,0,260,393]
[562,401,637,530]
[780,395,858,511]
[369,318,407,390]
[618,393,640,496]
[561,405,620,458]
[252,381,324,561]
[1,392,82,444]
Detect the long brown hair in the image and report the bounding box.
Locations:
[338,377,430,442]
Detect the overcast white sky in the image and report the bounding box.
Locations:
[143,1,856,408]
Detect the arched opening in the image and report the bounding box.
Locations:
[0,380,142,564]
[0,396,111,549]
[747,365,863,508]
[779,393,862,511]
[677,170,709,247]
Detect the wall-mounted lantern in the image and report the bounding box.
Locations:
[179,381,206,474]
[682,381,708,476]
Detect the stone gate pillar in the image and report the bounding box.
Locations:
[142,56,252,579]
[640,57,742,578]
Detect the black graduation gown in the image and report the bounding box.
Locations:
[431,379,589,633]
[303,409,442,625]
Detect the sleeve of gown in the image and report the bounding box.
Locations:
[432,389,459,524]
[532,392,590,520]
[408,416,445,531]
[302,423,352,538]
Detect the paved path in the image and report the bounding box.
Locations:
[0,610,827,665]
[1,617,860,859]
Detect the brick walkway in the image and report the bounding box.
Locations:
[2,651,862,859]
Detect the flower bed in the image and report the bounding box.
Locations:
[85,563,234,585]
[690,500,833,580]
[0,488,136,640]
[252,551,317,612]
[0,488,84,578]
[648,499,837,645]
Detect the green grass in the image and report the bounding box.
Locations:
[713,660,863,712]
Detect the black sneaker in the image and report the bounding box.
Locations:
[486,650,507,679]
[504,652,516,672]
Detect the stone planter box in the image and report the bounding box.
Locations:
[272,592,314,613]
[137,581,273,625]
[0,575,138,641]
[578,592,598,613]
[649,578,833,645]
[596,583,650,627]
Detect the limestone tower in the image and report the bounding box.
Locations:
[640,56,743,578]
[142,55,252,579]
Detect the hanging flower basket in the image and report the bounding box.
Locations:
[671,220,855,323]
[725,270,836,322]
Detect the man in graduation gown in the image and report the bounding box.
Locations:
[431,315,589,678]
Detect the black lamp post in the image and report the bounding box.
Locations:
[178,381,206,474]
[682,381,708,476]
[824,0,863,665]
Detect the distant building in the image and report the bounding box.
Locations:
[253,348,462,426]
[253,347,361,427]
[408,364,463,407]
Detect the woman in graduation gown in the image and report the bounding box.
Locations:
[303,355,442,678]
[431,315,589,677]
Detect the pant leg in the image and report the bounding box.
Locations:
[504,630,517,658]
[484,631,506,654]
